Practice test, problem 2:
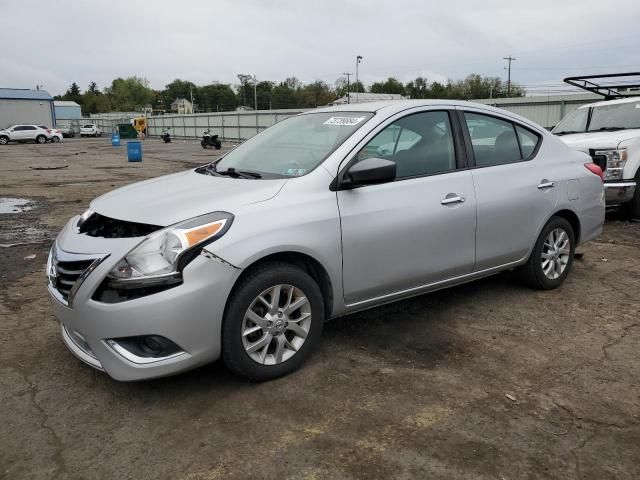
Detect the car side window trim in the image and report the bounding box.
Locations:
[456,109,543,169]
[332,108,464,190]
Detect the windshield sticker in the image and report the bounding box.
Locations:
[323,116,366,126]
[284,168,307,176]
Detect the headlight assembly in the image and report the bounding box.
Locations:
[106,212,233,289]
[594,148,627,181]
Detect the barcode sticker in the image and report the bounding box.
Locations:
[323,116,366,126]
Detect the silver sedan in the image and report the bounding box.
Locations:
[47,100,605,381]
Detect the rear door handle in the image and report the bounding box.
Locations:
[441,195,466,205]
[537,180,555,189]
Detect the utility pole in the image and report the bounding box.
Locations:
[252,75,258,111]
[237,74,252,108]
[355,56,363,103]
[189,85,194,113]
[343,72,352,104]
[503,56,516,97]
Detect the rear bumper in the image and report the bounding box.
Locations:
[605,181,636,205]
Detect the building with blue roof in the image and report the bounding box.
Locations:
[0,88,55,129]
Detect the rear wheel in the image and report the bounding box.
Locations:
[222,262,324,381]
[36,135,46,144]
[520,216,575,290]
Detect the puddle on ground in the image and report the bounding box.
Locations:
[0,198,35,214]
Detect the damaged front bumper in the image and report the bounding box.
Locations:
[47,217,241,381]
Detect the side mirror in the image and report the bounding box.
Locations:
[344,157,396,188]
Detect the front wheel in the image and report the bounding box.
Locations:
[520,216,575,290]
[0,136,8,145]
[52,137,60,143]
[222,263,325,381]
[200,139,207,149]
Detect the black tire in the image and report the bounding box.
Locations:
[214,140,222,150]
[52,137,60,143]
[36,135,46,144]
[222,262,325,381]
[201,139,207,149]
[520,216,575,290]
[0,136,8,145]
[623,170,640,220]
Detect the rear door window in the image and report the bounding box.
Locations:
[464,113,539,166]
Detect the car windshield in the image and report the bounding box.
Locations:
[212,112,374,178]
[588,100,640,131]
[552,107,589,134]
[553,100,640,134]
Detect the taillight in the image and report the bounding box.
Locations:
[585,163,604,182]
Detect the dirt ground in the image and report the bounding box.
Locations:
[1,137,639,480]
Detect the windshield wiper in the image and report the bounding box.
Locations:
[216,167,262,179]
[554,130,583,136]
[595,126,626,132]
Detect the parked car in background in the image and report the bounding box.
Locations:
[80,124,102,137]
[0,125,52,145]
[553,96,640,217]
[57,124,75,138]
[39,125,63,143]
[48,100,605,382]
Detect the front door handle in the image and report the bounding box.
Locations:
[537,180,555,189]
[441,194,466,205]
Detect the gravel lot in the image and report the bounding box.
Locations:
[1,137,639,480]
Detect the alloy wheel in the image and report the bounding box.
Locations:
[241,284,312,365]
[541,228,570,280]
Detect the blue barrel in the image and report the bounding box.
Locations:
[127,141,142,162]
[111,132,121,146]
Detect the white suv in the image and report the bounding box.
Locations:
[80,124,102,137]
[553,96,640,217]
[0,125,52,145]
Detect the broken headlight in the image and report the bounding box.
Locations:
[106,212,233,288]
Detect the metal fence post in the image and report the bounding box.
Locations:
[238,113,241,141]
[221,113,225,141]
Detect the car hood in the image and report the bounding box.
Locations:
[557,129,640,152]
[90,170,287,226]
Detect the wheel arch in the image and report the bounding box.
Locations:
[551,208,581,244]
[227,251,335,320]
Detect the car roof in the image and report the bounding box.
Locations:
[578,95,640,109]
[307,99,546,133]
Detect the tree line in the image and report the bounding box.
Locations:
[56,74,524,115]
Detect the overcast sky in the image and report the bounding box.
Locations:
[1,0,639,96]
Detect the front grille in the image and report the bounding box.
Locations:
[589,150,607,171]
[52,258,94,301]
[48,246,104,304]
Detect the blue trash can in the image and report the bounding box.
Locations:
[111,132,120,147]
[127,141,142,162]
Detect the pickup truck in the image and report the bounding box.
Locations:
[553,96,640,218]
[80,124,102,137]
